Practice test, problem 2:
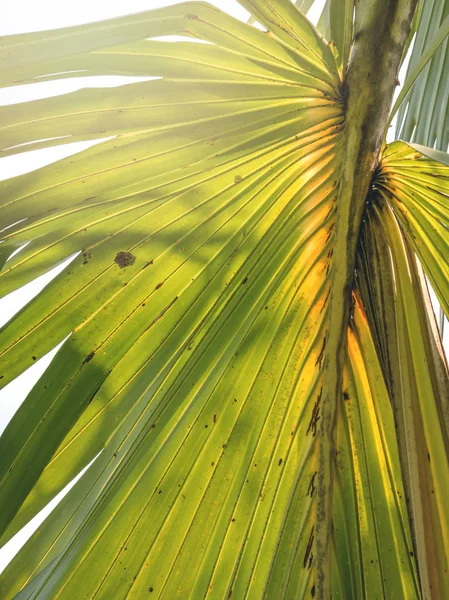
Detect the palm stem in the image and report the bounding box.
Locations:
[315,1,418,597]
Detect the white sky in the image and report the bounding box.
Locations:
[0,0,447,577]
[0,0,249,34]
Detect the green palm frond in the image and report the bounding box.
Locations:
[315,0,355,69]
[0,1,448,599]
[357,141,449,597]
[394,0,449,149]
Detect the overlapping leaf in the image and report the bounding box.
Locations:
[356,140,449,597]
[315,0,354,69]
[394,0,449,150]
[376,141,449,318]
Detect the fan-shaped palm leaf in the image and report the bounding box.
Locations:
[0,1,448,599]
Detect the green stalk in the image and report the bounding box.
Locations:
[315,1,418,598]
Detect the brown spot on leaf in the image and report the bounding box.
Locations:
[234,175,243,184]
[115,251,136,268]
[307,471,317,498]
[303,526,314,569]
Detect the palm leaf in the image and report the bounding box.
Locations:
[357,141,449,596]
[394,0,449,150]
[0,1,447,598]
[315,0,354,69]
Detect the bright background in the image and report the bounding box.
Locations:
[1,0,447,575]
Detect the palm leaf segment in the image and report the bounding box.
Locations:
[357,141,449,598]
[0,1,447,598]
[395,0,449,150]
